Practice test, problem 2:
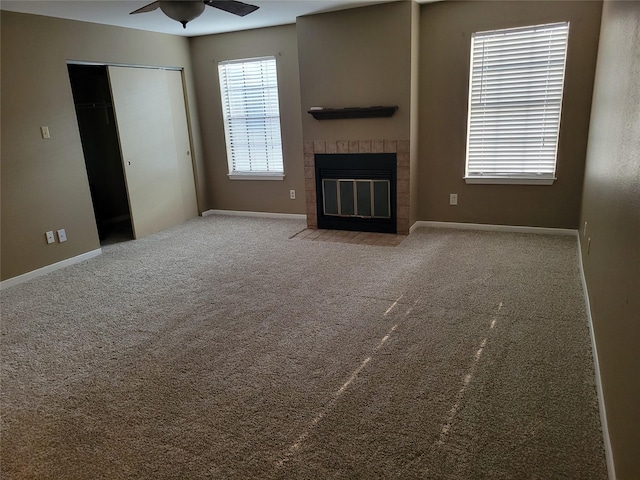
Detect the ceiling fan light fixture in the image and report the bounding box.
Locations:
[159,1,206,28]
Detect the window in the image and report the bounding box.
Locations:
[218,56,284,179]
[465,22,570,184]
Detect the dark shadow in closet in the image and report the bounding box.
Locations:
[68,65,133,245]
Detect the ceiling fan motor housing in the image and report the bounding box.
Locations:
[130,0,260,27]
[159,1,206,28]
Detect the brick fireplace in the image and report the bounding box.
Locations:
[303,139,410,235]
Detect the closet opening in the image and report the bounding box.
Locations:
[68,64,133,245]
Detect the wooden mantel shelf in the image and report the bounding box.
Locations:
[307,106,398,120]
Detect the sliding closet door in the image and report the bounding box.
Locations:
[108,66,197,239]
[166,70,198,221]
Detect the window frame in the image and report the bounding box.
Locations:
[218,55,285,180]
[464,22,570,185]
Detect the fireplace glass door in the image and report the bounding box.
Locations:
[322,179,390,219]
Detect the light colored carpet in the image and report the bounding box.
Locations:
[1,215,607,479]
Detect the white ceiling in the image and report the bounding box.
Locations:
[0,0,422,37]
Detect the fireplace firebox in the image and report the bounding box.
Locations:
[315,153,397,233]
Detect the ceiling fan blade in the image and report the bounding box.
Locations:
[130,1,160,15]
[204,0,259,17]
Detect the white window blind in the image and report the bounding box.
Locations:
[218,56,284,177]
[465,22,570,184]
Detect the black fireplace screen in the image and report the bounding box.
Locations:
[315,153,396,233]
[322,179,390,219]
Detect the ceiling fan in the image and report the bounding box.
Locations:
[131,0,260,29]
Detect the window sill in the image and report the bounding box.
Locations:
[464,176,556,185]
[228,173,284,181]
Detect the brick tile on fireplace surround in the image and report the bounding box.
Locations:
[303,139,410,235]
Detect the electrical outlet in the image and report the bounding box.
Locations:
[45,231,55,244]
[290,189,296,200]
[40,126,50,139]
[57,229,67,243]
[449,193,458,206]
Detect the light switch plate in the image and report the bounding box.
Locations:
[57,229,67,243]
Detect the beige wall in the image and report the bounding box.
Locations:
[188,25,305,214]
[296,1,416,233]
[580,1,640,477]
[0,11,205,281]
[297,2,413,142]
[418,1,602,228]
[410,1,420,227]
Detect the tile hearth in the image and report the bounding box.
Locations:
[291,228,406,247]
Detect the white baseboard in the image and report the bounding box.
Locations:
[577,236,617,480]
[0,248,102,290]
[410,220,576,236]
[202,209,307,221]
